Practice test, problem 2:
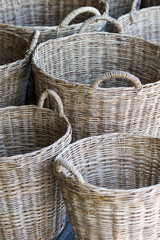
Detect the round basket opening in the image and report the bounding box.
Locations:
[60,134,160,190]
[0,107,68,157]
[0,0,106,27]
[0,31,28,65]
[33,33,160,87]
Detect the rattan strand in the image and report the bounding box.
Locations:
[118,6,160,45]
[32,32,160,142]
[0,0,108,42]
[0,89,72,240]
[0,29,39,107]
[55,133,160,240]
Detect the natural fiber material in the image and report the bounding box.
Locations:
[0,90,72,240]
[0,0,108,42]
[140,0,160,8]
[33,30,160,142]
[0,29,39,107]
[55,133,160,240]
[103,0,140,18]
[118,6,160,45]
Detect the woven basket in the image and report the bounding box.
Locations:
[0,0,108,42]
[32,23,160,141]
[118,6,160,45]
[0,89,72,240]
[140,0,160,8]
[0,29,39,107]
[103,0,140,18]
[54,133,160,240]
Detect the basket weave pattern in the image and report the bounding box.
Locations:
[55,133,160,240]
[0,90,72,240]
[33,32,160,141]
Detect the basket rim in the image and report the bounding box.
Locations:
[0,30,30,69]
[55,132,160,194]
[118,5,160,23]
[32,32,160,89]
[0,105,72,164]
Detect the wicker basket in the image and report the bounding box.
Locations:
[118,6,160,45]
[54,133,160,240]
[103,0,140,18]
[0,29,39,107]
[140,0,160,8]
[0,89,72,240]
[32,23,160,141]
[0,0,108,42]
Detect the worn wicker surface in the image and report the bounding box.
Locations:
[0,29,39,107]
[55,133,160,240]
[103,0,140,18]
[33,31,160,142]
[0,0,108,42]
[118,6,160,45]
[0,89,72,240]
[140,0,160,8]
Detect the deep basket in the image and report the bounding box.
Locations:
[0,0,108,42]
[32,23,160,141]
[55,133,160,240]
[118,6,160,45]
[0,89,72,240]
[0,29,39,107]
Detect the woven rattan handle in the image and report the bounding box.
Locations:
[26,30,40,56]
[55,159,85,184]
[59,6,102,28]
[38,89,65,117]
[90,71,142,90]
[79,15,123,33]
[131,0,141,10]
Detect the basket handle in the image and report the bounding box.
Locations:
[37,89,65,117]
[79,15,123,34]
[59,6,102,28]
[131,0,141,10]
[26,30,40,56]
[55,158,85,184]
[90,71,142,91]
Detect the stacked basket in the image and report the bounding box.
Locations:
[1,0,160,240]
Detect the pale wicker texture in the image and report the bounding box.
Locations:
[55,133,160,240]
[33,32,160,142]
[0,29,39,107]
[118,6,160,45]
[103,0,140,18]
[0,0,108,42]
[0,89,72,240]
[140,0,160,8]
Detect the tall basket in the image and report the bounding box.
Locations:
[33,18,160,141]
[0,0,108,42]
[118,6,160,45]
[0,29,39,107]
[55,133,160,240]
[0,90,72,240]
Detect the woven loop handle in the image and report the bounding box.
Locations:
[131,0,141,10]
[59,6,101,28]
[55,159,85,184]
[90,71,142,90]
[26,30,40,56]
[79,15,123,33]
[38,89,65,117]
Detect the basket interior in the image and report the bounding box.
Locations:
[0,107,68,157]
[0,32,28,65]
[60,134,160,190]
[0,0,106,27]
[34,33,160,88]
[141,0,160,8]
